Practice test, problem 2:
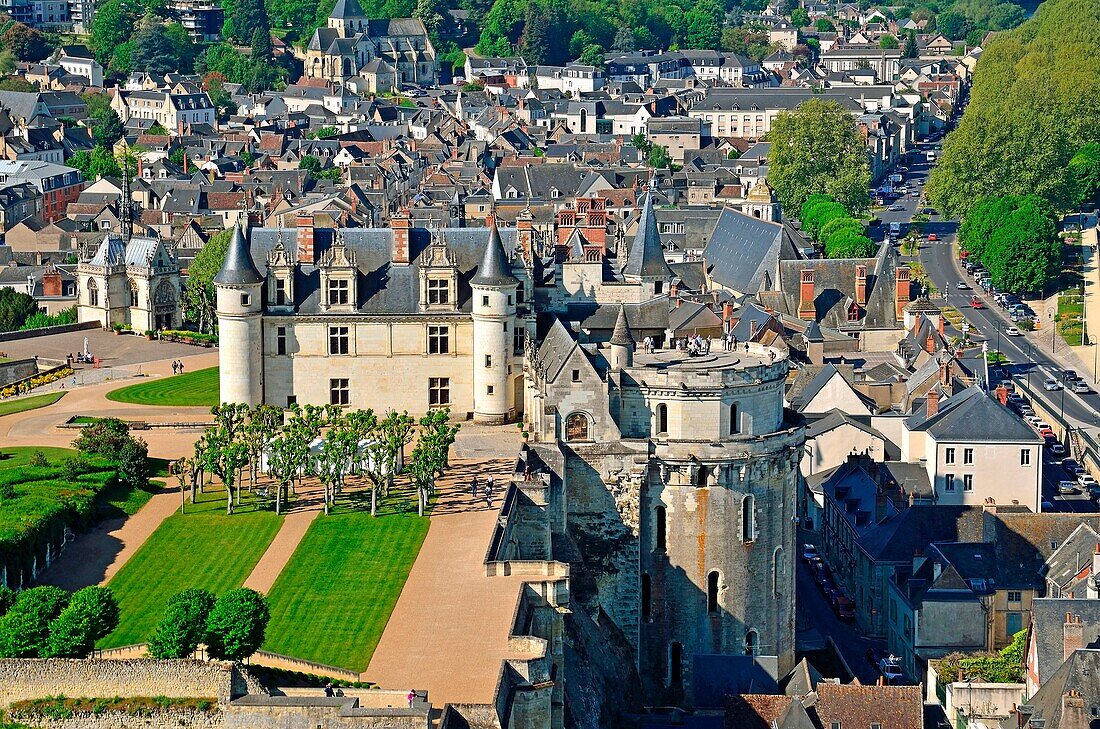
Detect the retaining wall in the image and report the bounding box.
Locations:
[0,357,37,386]
[7,707,223,729]
[0,321,98,343]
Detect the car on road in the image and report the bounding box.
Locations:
[1049,443,1066,457]
[956,281,970,289]
[1059,480,1079,494]
[1064,370,1079,381]
[1063,459,1082,473]
[1035,420,1052,432]
[834,596,856,621]
[802,544,820,564]
[888,204,905,211]
[879,657,904,682]
[1044,378,1062,391]
[927,233,939,241]
[1040,429,1055,440]
[1080,474,1098,491]
[1005,326,1021,336]
[971,296,985,309]
[812,562,829,584]
[1073,381,1092,394]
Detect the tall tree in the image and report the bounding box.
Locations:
[148,588,215,659]
[251,27,273,61]
[182,228,231,333]
[611,26,635,52]
[0,587,70,657]
[204,588,269,661]
[765,99,871,215]
[44,587,120,658]
[519,3,552,65]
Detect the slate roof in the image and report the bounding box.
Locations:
[1002,650,1100,729]
[87,234,162,267]
[786,363,874,413]
[622,192,673,280]
[470,224,519,287]
[244,225,518,315]
[1030,599,1100,690]
[214,224,264,286]
[703,207,805,293]
[1043,523,1100,598]
[805,408,884,441]
[904,385,1042,444]
[775,241,900,330]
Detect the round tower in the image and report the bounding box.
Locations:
[214,223,264,405]
[608,304,634,370]
[471,221,518,424]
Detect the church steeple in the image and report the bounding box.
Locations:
[120,162,133,243]
[622,190,673,288]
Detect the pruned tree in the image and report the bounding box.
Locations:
[407,409,460,516]
[148,588,215,659]
[205,588,269,661]
[44,586,119,658]
[202,404,251,515]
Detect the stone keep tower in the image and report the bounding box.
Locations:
[471,221,519,423]
[214,223,265,405]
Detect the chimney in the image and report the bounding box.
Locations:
[798,269,816,320]
[1064,613,1084,661]
[42,268,61,297]
[941,358,952,387]
[895,266,911,318]
[391,208,411,265]
[723,302,733,323]
[994,384,1009,405]
[926,389,940,417]
[137,157,143,179]
[296,213,315,263]
[1063,690,1087,727]
[938,314,945,337]
[855,264,867,306]
[177,119,184,137]
[925,334,935,354]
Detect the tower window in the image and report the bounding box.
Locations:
[487,385,494,394]
[641,573,651,619]
[484,354,492,368]
[241,293,251,306]
[87,279,98,306]
[329,378,349,406]
[655,505,666,551]
[571,369,580,382]
[729,404,739,434]
[656,403,668,435]
[668,642,682,685]
[428,377,450,407]
[707,571,719,613]
[741,494,756,543]
[745,629,758,656]
[482,295,490,307]
[276,326,286,355]
[129,280,138,307]
[428,325,449,354]
[427,278,449,305]
[328,326,350,355]
[565,412,589,442]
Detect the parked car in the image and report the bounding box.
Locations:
[1036,421,1052,432]
[1064,370,1079,382]
[802,544,820,564]
[1063,459,1081,473]
[834,596,856,621]
[1005,326,1021,336]
[812,562,829,584]
[888,204,905,212]
[1059,480,1079,494]
[1073,381,1092,394]
[1080,474,1098,491]
[879,656,904,682]
[1049,443,1066,457]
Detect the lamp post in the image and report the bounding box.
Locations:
[1047,307,1057,354]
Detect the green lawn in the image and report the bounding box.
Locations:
[0,391,66,417]
[105,367,219,407]
[262,501,428,671]
[100,488,282,648]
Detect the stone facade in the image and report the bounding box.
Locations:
[76,233,182,332]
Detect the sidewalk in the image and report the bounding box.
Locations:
[1076,227,1099,382]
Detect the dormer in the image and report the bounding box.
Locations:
[318,230,357,313]
[266,234,294,310]
[419,231,459,312]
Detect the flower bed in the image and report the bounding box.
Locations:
[160,330,218,347]
[1,366,74,399]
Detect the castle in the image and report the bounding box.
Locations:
[213,193,805,713]
[303,0,437,88]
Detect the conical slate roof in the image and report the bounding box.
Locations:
[609,304,634,346]
[214,223,264,286]
[804,320,824,342]
[622,192,674,281]
[471,223,519,287]
[330,0,366,19]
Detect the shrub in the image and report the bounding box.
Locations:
[28,451,48,467]
[204,588,270,661]
[63,455,88,481]
[117,438,149,491]
[0,586,70,657]
[0,586,15,615]
[148,588,216,659]
[74,418,131,460]
[44,586,119,657]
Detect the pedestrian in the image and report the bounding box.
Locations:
[324,683,334,698]
[71,376,76,387]
[523,463,532,482]
[487,475,494,494]
[407,690,416,708]
[471,475,479,497]
[179,361,184,374]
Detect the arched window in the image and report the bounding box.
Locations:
[772,547,783,596]
[87,279,98,307]
[668,642,682,685]
[695,464,708,487]
[729,403,739,435]
[579,107,588,132]
[128,279,138,307]
[707,570,720,613]
[741,494,756,543]
[655,403,668,435]
[745,629,758,656]
[565,412,589,442]
[655,505,666,551]
[641,572,651,619]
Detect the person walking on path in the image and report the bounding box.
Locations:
[471,475,479,498]
[172,361,178,375]
[178,361,185,374]
[324,683,334,697]
[407,691,416,708]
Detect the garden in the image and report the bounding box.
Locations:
[106,367,220,408]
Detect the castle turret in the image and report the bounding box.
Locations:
[622,192,673,297]
[471,221,518,423]
[608,304,634,370]
[214,222,264,405]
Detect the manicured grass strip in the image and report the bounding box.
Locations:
[100,488,281,648]
[262,507,429,671]
[0,391,65,417]
[0,445,74,466]
[105,367,219,407]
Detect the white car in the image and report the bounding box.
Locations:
[1079,474,1098,491]
[879,657,904,681]
[1005,326,1021,336]
[956,281,970,290]
[1044,378,1062,391]
[1059,480,1079,494]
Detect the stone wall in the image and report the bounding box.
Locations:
[0,357,37,386]
[0,659,260,708]
[0,321,98,342]
[7,707,223,729]
[225,697,427,729]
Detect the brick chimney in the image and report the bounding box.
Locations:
[1064,613,1084,661]
[925,334,935,354]
[994,384,1009,405]
[296,213,315,264]
[926,389,940,417]
[895,266,911,319]
[42,267,61,297]
[856,264,867,306]
[391,208,411,265]
[938,315,945,337]
[798,269,816,320]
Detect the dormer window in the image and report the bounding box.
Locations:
[427,278,450,305]
[328,278,349,306]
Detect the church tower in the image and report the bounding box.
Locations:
[214,222,264,405]
[471,221,518,424]
[743,178,780,222]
